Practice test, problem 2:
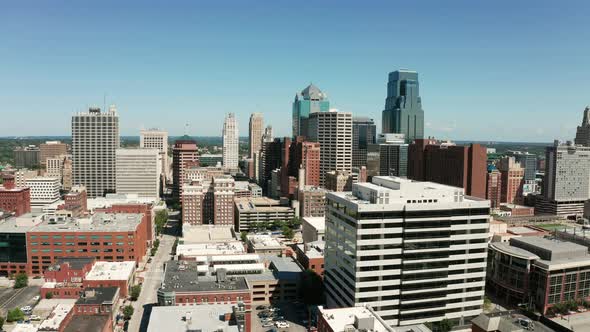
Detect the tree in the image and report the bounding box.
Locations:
[45,292,53,299]
[122,305,134,320]
[7,308,24,322]
[271,220,285,230]
[154,210,169,236]
[13,273,28,289]
[282,225,294,239]
[300,270,324,305]
[438,318,453,332]
[0,316,4,330]
[289,216,301,229]
[240,231,248,243]
[483,296,492,311]
[130,285,141,301]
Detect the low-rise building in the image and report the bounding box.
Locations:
[38,302,75,332]
[26,177,61,208]
[246,234,285,255]
[301,216,325,243]
[0,213,41,276]
[147,303,250,332]
[176,241,246,259]
[234,197,295,232]
[324,170,352,192]
[295,240,324,277]
[499,204,534,217]
[317,305,431,332]
[73,287,119,320]
[0,174,31,217]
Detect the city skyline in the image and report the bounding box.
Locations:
[2,1,589,142]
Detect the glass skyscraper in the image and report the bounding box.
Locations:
[382,70,425,142]
[292,84,330,138]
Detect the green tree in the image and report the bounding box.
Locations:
[154,210,169,236]
[45,292,53,299]
[130,285,142,301]
[13,273,28,289]
[0,316,4,330]
[240,231,248,242]
[122,305,134,320]
[289,216,302,229]
[7,308,24,322]
[438,318,453,332]
[271,220,285,230]
[483,296,492,311]
[300,270,324,305]
[282,225,294,239]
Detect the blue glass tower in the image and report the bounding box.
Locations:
[292,84,330,138]
[381,70,424,142]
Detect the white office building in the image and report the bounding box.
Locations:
[116,148,160,198]
[140,128,169,181]
[223,113,239,170]
[324,176,489,327]
[26,176,61,207]
[72,106,120,198]
[309,110,352,186]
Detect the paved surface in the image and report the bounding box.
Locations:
[127,211,178,332]
[0,286,40,314]
[252,303,309,332]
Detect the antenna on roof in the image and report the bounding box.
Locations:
[184,123,190,136]
[103,93,107,112]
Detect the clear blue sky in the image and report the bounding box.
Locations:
[1,0,589,142]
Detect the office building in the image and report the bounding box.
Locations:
[575,106,590,147]
[536,140,590,217]
[0,174,31,217]
[0,212,34,276]
[367,133,408,178]
[40,141,68,168]
[325,170,353,192]
[116,148,160,198]
[488,237,590,315]
[324,177,489,326]
[352,117,377,168]
[26,176,60,207]
[72,106,119,198]
[506,151,537,182]
[248,113,264,159]
[298,186,327,218]
[223,113,239,170]
[486,166,502,209]
[13,169,39,188]
[140,128,169,181]
[497,157,524,205]
[199,154,223,167]
[286,137,321,190]
[234,197,295,232]
[259,138,282,191]
[309,110,353,186]
[172,137,198,198]
[45,155,65,181]
[408,140,487,198]
[292,84,330,138]
[381,70,424,142]
[14,145,40,169]
[182,176,235,226]
[62,156,73,191]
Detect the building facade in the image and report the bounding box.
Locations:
[14,146,40,169]
[223,113,239,170]
[381,70,424,142]
[140,129,169,181]
[26,177,61,207]
[367,133,408,178]
[248,113,264,159]
[486,167,502,209]
[292,84,330,138]
[298,186,327,218]
[182,176,235,226]
[352,117,377,168]
[40,141,68,168]
[0,174,31,216]
[72,106,120,198]
[498,156,524,205]
[172,137,198,198]
[324,177,489,326]
[575,106,590,147]
[116,148,160,198]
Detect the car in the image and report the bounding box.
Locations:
[275,321,290,328]
[21,306,32,312]
[273,316,285,321]
[256,305,267,310]
[32,295,40,301]
[29,315,42,321]
[262,322,274,328]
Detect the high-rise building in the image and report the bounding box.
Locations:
[172,137,198,198]
[279,137,321,198]
[408,140,487,199]
[324,177,489,326]
[308,110,352,186]
[352,117,377,168]
[45,155,65,183]
[259,138,282,192]
[486,166,502,209]
[62,156,73,191]
[255,126,274,184]
[298,186,327,218]
[497,156,524,204]
[39,141,68,168]
[14,146,40,169]
[575,106,590,147]
[116,148,160,198]
[366,133,408,178]
[292,84,330,138]
[381,70,425,142]
[222,113,239,170]
[248,113,264,159]
[536,140,590,217]
[140,129,169,181]
[182,176,235,225]
[324,170,352,192]
[72,106,120,198]
[506,151,537,182]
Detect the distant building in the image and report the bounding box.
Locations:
[172,137,198,198]
[116,148,160,198]
[367,133,408,178]
[381,70,424,142]
[0,174,30,217]
[498,156,524,204]
[45,155,66,184]
[199,154,223,167]
[325,170,352,192]
[234,197,295,232]
[26,176,60,207]
[506,151,537,182]
[249,113,264,159]
[39,141,68,168]
[352,117,377,168]
[486,166,502,209]
[292,84,330,138]
[72,106,119,198]
[575,106,590,147]
[182,176,235,226]
[223,113,239,170]
[14,145,40,169]
[140,129,169,181]
[298,186,327,218]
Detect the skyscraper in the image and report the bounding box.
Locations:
[324,177,489,326]
[575,106,590,147]
[367,133,408,178]
[172,137,198,198]
[382,70,425,142]
[222,113,239,170]
[308,110,353,186]
[116,148,160,198]
[352,117,377,168]
[497,156,525,204]
[248,113,264,159]
[140,129,169,181]
[72,106,119,198]
[292,84,330,138]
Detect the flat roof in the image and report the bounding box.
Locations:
[76,287,119,305]
[147,304,240,332]
[298,241,325,259]
[490,242,540,261]
[247,234,283,249]
[49,257,95,271]
[181,225,235,243]
[31,213,143,233]
[235,197,294,213]
[85,261,135,281]
[317,306,393,332]
[303,217,325,232]
[161,260,249,293]
[63,315,111,332]
[507,226,543,235]
[11,324,39,332]
[38,303,74,331]
[177,241,246,256]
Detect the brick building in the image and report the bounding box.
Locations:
[486,167,502,209]
[498,156,525,204]
[0,174,31,217]
[182,176,235,225]
[295,241,324,278]
[172,138,199,198]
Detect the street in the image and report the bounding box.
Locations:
[127,211,179,332]
[0,286,40,316]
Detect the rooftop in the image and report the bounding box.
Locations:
[471,311,524,332]
[298,241,325,259]
[147,304,241,332]
[177,241,245,257]
[318,306,430,332]
[38,303,74,331]
[85,261,135,281]
[48,257,95,271]
[161,260,249,293]
[507,237,590,270]
[31,213,143,233]
[181,225,235,243]
[11,324,39,332]
[247,234,283,249]
[63,315,111,332]
[86,193,158,212]
[76,287,119,305]
[303,216,325,232]
[235,197,294,213]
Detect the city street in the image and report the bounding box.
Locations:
[127,211,179,332]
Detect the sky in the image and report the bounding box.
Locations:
[1,0,589,142]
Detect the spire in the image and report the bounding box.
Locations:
[584,106,590,126]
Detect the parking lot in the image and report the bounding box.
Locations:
[0,286,40,315]
[252,302,310,332]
